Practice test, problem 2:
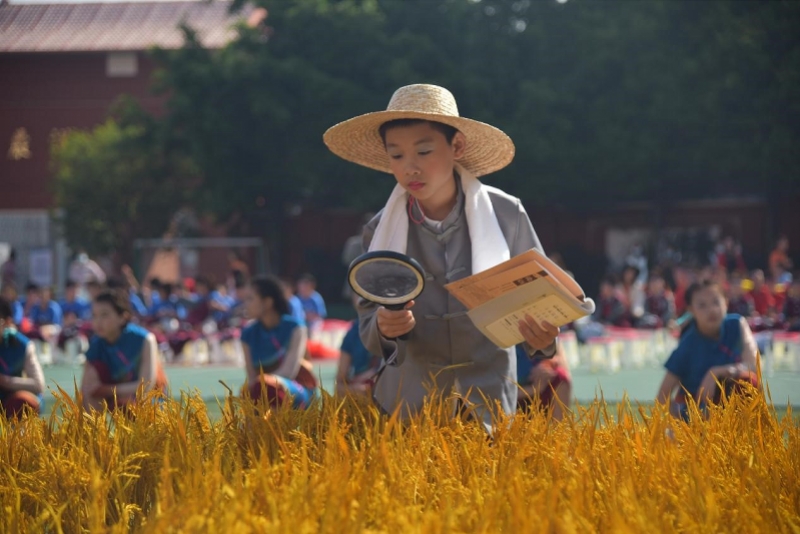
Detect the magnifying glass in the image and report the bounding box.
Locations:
[348,250,426,340]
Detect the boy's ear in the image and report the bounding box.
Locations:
[451,131,467,160]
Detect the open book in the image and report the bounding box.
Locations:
[444,249,595,348]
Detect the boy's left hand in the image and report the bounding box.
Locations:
[518,315,559,351]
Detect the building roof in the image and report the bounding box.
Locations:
[0,1,265,52]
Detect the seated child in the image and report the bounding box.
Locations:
[642,274,675,328]
[59,280,91,322]
[656,280,760,420]
[748,269,776,318]
[335,296,381,397]
[280,277,307,326]
[296,274,326,333]
[594,275,628,327]
[80,289,168,412]
[0,283,24,328]
[782,276,800,332]
[0,297,45,418]
[516,344,572,422]
[727,275,755,318]
[240,276,318,409]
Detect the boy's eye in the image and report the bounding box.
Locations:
[389,154,402,160]
[418,151,432,156]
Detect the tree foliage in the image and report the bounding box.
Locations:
[53,0,800,256]
[51,99,198,263]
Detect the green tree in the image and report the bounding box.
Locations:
[51,99,198,266]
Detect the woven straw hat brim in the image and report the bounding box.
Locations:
[323,110,515,178]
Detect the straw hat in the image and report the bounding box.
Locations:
[323,84,515,177]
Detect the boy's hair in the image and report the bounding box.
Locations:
[66,279,78,289]
[106,277,126,290]
[1,282,18,298]
[25,282,40,293]
[94,289,132,317]
[297,273,316,285]
[279,277,295,293]
[250,276,290,316]
[0,296,12,320]
[379,119,458,145]
[232,270,248,289]
[685,280,723,307]
[601,274,618,287]
[86,279,103,290]
[195,274,214,289]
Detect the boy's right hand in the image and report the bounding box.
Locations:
[376,301,416,339]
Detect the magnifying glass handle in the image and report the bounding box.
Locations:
[384,303,411,341]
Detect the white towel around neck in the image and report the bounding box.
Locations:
[369,164,511,275]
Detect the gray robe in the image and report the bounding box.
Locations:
[358,177,554,430]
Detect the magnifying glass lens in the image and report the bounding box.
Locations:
[353,260,419,301]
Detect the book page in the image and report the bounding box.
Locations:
[445,249,544,309]
[447,262,550,309]
[483,294,588,348]
[527,249,585,300]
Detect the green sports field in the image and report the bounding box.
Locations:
[39,360,800,420]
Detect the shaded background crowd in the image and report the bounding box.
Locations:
[1,229,797,364]
[1,0,799,417]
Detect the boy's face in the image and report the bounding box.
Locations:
[297,281,313,298]
[91,302,127,341]
[65,286,77,300]
[729,280,743,297]
[243,286,266,319]
[27,289,41,304]
[789,282,800,298]
[1,287,16,301]
[648,278,664,295]
[384,122,466,210]
[690,287,726,332]
[600,282,614,298]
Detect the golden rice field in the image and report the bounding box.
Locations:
[1,386,798,533]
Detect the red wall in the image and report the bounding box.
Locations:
[0,52,165,209]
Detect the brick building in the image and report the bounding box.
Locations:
[0,0,263,289]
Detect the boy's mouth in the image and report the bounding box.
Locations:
[408,181,425,191]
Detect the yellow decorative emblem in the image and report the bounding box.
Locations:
[8,127,31,160]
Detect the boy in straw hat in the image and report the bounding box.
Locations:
[324,84,559,430]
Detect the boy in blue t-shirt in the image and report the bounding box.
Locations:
[656,280,760,420]
[60,280,92,322]
[30,287,63,327]
[280,277,307,326]
[335,305,381,397]
[296,274,326,328]
[0,297,45,417]
[0,283,24,327]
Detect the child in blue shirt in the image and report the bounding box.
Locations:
[296,274,326,328]
[516,343,572,422]
[0,297,45,418]
[80,289,168,412]
[0,283,24,326]
[241,276,317,409]
[656,280,760,420]
[335,298,381,397]
[59,280,92,321]
[30,287,63,327]
[280,277,307,326]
